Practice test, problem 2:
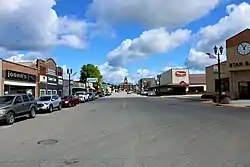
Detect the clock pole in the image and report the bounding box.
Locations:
[213,45,223,104]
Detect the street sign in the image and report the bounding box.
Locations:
[87,78,98,83]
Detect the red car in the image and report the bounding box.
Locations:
[62,95,79,107]
[72,95,80,105]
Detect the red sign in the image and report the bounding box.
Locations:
[179,81,188,87]
[175,71,186,77]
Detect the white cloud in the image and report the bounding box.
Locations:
[107,28,191,66]
[99,62,205,84]
[186,2,250,69]
[0,0,89,51]
[163,64,205,74]
[87,0,221,28]
[99,62,129,84]
[6,52,44,62]
[99,62,158,84]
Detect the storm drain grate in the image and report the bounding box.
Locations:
[37,139,58,145]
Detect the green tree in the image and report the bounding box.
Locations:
[80,64,103,85]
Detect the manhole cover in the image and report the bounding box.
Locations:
[37,139,58,145]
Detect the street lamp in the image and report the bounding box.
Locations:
[213,45,223,104]
[157,74,161,96]
[67,68,72,95]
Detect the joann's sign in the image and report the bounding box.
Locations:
[5,70,36,83]
[175,71,186,77]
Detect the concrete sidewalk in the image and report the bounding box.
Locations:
[159,94,209,101]
[160,95,250,108]
[202,100,250,108]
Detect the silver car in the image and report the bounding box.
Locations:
[37,95,62,113]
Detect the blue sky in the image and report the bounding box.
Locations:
[0,0,249,83]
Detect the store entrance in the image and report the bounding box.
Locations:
[4,85,35,96]
[238,81,250,99]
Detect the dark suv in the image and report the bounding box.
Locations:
[0,94,37,125]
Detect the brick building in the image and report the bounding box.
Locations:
[10,58,64,97]
[120,76,133,91]
[0,59,38,98]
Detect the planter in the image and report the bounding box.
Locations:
[213,94,231,104]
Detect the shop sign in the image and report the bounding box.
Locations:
[213,65,218,74]
[229,61,250,68]
[47,76,57,84]
[47,69,56,76]
[58,79,63,85]
[175,71,186,77]
[5,70,36,83]
[179,81,187,87]
[39,75,47,83]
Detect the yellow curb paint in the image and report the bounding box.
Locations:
[201,101,213,104]
[201,101,250,108]
[220,104,249,108]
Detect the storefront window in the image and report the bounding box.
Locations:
[47,90,52,95]
[53,90,57,95]
[40,89,46,96]
[4,85,35,95]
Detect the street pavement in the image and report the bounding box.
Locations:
[1,92,250,167]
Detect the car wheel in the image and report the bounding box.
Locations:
[49,105,53,113]
[6,112,15,125]
[58,103,62,110]
[29,107,36,119]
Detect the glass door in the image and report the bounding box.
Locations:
[238,82,250,99]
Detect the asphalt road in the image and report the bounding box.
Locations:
[1,92,250,167]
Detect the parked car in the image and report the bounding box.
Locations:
[0,94,37,125]
[72,95,80,105]
[62,95,76,107]
[105,92,111,96]
[127,91,132,94]
[97,92,105,97]
[141,91,148,95]
[87,92,95,101]
[147,91,156,96]
[37,95,62,113]
[75,91,89,102]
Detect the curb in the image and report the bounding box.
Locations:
[201,101,250,108]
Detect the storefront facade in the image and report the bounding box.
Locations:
[1,60,38,98]
[147,68,189,95]
[36,58,63,97]
[187,74,206,93]
[57,67,63,97]
[206,29,250,99]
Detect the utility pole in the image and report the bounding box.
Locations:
[67,69,72,95]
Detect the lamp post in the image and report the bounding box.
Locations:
[213,45,223,104]
[67,68,72,95]
[157,74,161,96]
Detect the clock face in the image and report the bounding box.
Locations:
[237,42,250,55]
